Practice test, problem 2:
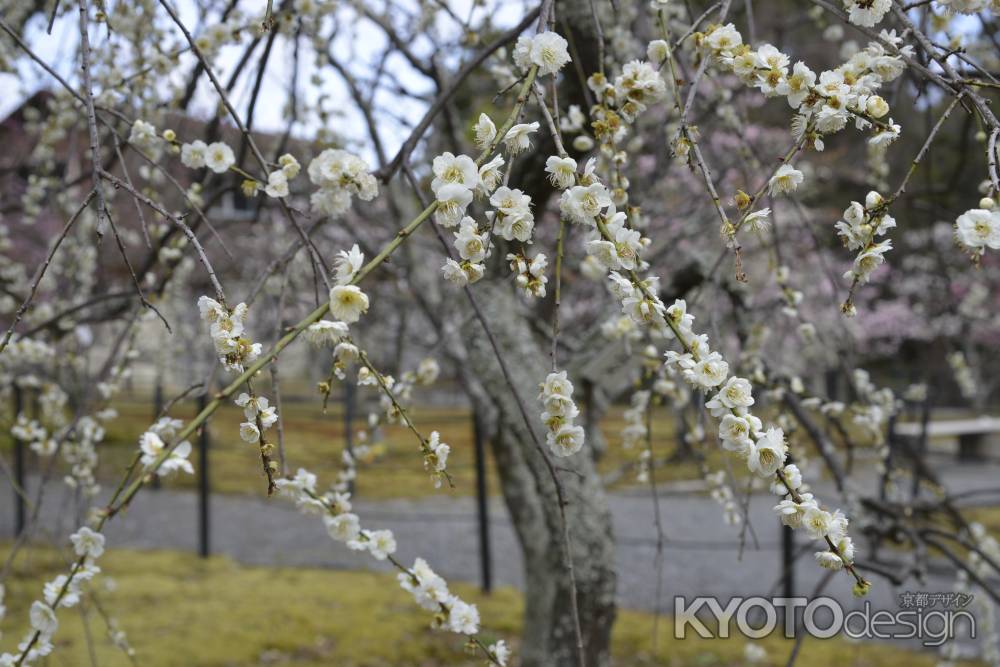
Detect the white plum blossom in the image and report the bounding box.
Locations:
[545,155,578,189]
[70,527,105,559]
[478,154,505,193]
[454,218,489,263]
[447,597,480,634]
[325,512,361,543]
[955,208,1000,255]
[128,119,158,148]
[706,377,755,417]
[431,152,479,196]
[329,285,370,323]
[29,601,58,637]
[366,529,397,560]
[334,244,365,285]
[204,141,235,173]
[263,170,289,198]
[239,421,260,443]
[197,297,261,372]
[528,32,571,76]
[160,440,194,475]
[560,183,612,225]
[433,182,474,227]
[747,428,788,477]
[503,122,539,155]
[474,113,497,150]
[305,320,350,347]
[768,164,803,195]
[181,140,208,168]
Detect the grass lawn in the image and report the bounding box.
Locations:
[4,397,724,501]
[0,544,975,666]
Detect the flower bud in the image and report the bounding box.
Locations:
[733,190,751,210]
[865,190,884,209]
[979,197,995,210]
[647,39,669,63]
[865,95,889,119]
[572,135,595,151]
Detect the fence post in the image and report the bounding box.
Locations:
[151,375,163,490]
[473,411,492,594]
[12,386,26,536]
[781,523,794,600]
[197,391,210,558]
[344,381,356,496]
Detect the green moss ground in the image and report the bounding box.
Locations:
[0,545,977,666]
[4,399,722,500]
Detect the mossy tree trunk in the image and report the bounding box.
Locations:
[463,283,617,667]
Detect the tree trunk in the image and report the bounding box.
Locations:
[462,283,617,667]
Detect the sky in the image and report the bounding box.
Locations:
[0,0,528,165]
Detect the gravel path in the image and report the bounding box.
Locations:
[4,457,999,615]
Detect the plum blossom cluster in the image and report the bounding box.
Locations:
[11,414,55,457]
[558,162,610,221]
[698,24,906,149]
[586,212,646,271]
[948,351,979,400]
[0,527,106,665]
[506,252,548,298]
[488,186,536,244]
[585,59,667,128]
[196,295,281,489]
[356,356,452,488]
[235,390,278,454]
[947,523,1000,665]
[420,431,451,489]
[432,152,480,228]
[620,388,654,482]
[262,153,301,199]
[128,119,160,151]
[180,137,236,173]
[305,318,358,387]
[275,468,398,561]
[192,17,242,56]
[397,557,490,641]
[197,296,261,372]
[705,469,742,526]
[306,148,378,218]
[327,245,371,325]
[443,216,490,286]
[835,191,896,313]
[138,416,194,476]
[360,356,441,426]
[654,299,863,585]
[846,369,896,451]
[61,415,108,497]
[620,389,650,451]
[936,0,999,15]
[842,0,892,28]
[434,147,539,286]
[605,271,670,335]
[273,469,501,660]
[538,371,585,457]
